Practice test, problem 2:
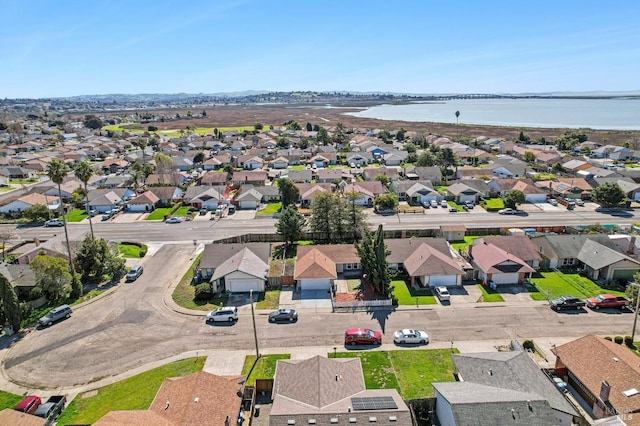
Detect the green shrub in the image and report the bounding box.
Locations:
[194,283,212,301]
[522,340,535,351]
[604,336,613,341]
[624,336,634,347]
[614,336,624,345]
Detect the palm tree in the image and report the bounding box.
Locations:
[455,110,460,141]
[47,159,75,275]
[73,161,95,239]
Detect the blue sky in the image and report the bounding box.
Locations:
[2,0,639,98]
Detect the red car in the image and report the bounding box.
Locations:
[344,328,382,346]
[14,395,41,414]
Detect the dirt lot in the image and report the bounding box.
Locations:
[103,102,640,145]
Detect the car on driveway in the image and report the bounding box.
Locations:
[548,199,558,206]
[549,295,586,310]
[166,216,182,223]
[125,265,144,282]
[344,328,382,346]
[498,208,517,215]
[44,219,64,227]
[575,199,584,206]
[393,329,429,345]
[14,395,41,414]
[38,305,72,327]
[434,286,450,302]
[206,306,238,323]
[268,309,298,323]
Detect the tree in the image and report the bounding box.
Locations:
[154,152,175,185]
[202,110,207,117]
[276,178,300,208]
[306,122,313,131]
[46,159,77,289]
[194,152,205,165]
[403,143,417,153]
[592,182,626,207]
[502,189,525,209]
[276,206,306,246]
[0,274,21,332]
[23,204,50,222]
[132,137,149,167]
[416,151,437,167]
[356,225,393,296]
[518,131,531,143]
[345,191,367,242]
[374,193,399,210]
[0,229,16,261]
[75,235,126,282]
[73,161,95,239]
[455,110,460,126]
[523,151,536,164]
[83,115,103,130]
[438,147,457,181]
[375,174,390,187]
[31,254,75,303]
[317,126,330,146]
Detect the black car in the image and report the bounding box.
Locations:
[268,309,298,323]
[549,295,586,310]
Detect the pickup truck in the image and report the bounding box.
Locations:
[549,295,586,310]
[586,294,627,310]
[33,395,66,425]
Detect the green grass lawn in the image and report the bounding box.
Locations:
[0,389,24,410]
[57,357,205,425]
[146,208,172,220]
[257,202,282,216]
[477,284,505,302]
[528,272,627,301]
[347,279,362,292]
[450,236,484,252]
[117,242,146,258]
[288,165,305,170]
[65,209,88,222]
[392,280,437,305]
[484,198,505,209]
[241,354,291,386]
[171,253,228,310]
[256,290,281,309]
[335,349,458,399]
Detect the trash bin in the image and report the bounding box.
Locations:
[254,405,261,417]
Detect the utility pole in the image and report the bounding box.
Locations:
[250,289,260,358]
[631,283,640,343]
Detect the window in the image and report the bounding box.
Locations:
[349,419,357,424]
[389,416,397,422]
[308,420,317,425]
[369,417,377,423]
[330,419,339,424]
[562,258,575,266]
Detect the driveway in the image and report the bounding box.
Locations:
[111,212,147,223]
[279,288,333,312]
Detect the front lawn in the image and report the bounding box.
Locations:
[450,236,484,252]
[241,354,290,386]
[477,284,505,302]
[484,198,505,210]
[57,357,205,425]
[257,202,282,216]
[65,209,88,222]
[335,349,458,399]
[0,389,23,410]
[172,253,228,310]
[392,280,437,305]
[528,272,627,301]
[255,290,281,309]
[117,242,147,258]
[146,208,172,220]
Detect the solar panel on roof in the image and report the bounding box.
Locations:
[351,396,398,410]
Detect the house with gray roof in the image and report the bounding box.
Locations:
[391,180,438,203]
[589,177,640,200]
[271,355,410,426]
[530,234,622,269]
[287,169,312,183]
[210,247,269,293]
[403,165,442,183]
[236,188,262,209]
[254,185,280,203]
[576,238,640,281]
[433,351,578,426]
[197,243,271,292]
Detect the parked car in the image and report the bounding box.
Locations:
[440,200,448,208]
[125,265,144,282]
[549,295,586,310]
[44,219,64,227]
[344,328,382,346]
[586,294,627,310]
[575,199,585,206]
[430,200,438,208]
[206,306,238,323]
[552,376,567,392]
[434,286,451,302]
[422,201,430,209]
[268,309,298,323]
[393,329,429,345]
[38,305,72,327]
[102,210,113,221]
[448,207,458,213]
[166,216,182,223]
[464,200,474,208]
[14,395,41,414]
[498,208,517,215]
[33,395,66,425]
[199,208,209,215]
[548,199,558,206]
[87,209,98,217]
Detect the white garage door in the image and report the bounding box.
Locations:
[299,278,331,291]
[240,201,258,209]
[429,275,458,287]
[491,273,520,285]
[227,278,262,293]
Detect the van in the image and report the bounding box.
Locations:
[38,305,72,327]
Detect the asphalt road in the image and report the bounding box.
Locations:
[3,242,635,389]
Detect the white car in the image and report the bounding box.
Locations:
[166,216,182,223]
[393,329,429,345]
[440,200,448,208]
[548,199,558,206]
[430,200,439,208]
[575,199,584,206]
[206,306,238,323]
[44,219,64,227]
[435,286,451,302]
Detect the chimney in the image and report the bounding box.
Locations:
[628,236,636,255]
[225,415,230,426]
[600,381,611,403]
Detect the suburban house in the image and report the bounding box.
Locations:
[148,186,183,207]
[433,351,578,426]
[488,158,528,178]
[315,168,342,183]
[469,242,535,285]
[386,239,466,287]
[488,178,548,203]
[295,183,333,207]
[254,185,280,203]
[472,236,542,270]
[590,177,640,201]
[94,371,245,426]
[552,335,640,426]
[287,170,312,183]
[530,234,626,270]
[391,180,438,204]
[345,152,372,167]
[127,191,159,212]
[576,238,640,281]
[17,228,87,264]
[198,171,228,186]
[232,170,268,186]
[404,166,443,183]
[439,225,466,242]
[362,166,400,182]
[0,409,45,426]
[197,243,271,293]
[0,263,36,298]
[270,355,410,425]
[294,245,360,291]
[184,186,224,210]
[0,193,60,214]
[236,188,262,209]
[446,182,483,204]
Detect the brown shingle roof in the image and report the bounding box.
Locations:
[94,410,175,426]
[470,242,535,274]
[294,248,337,280]
[404,243,463,277]
[474,236,542,264]
[0,409,45,426]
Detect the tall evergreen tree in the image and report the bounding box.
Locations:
[276,206,306,246]
[276,178,300,208]
[0,274,21,332]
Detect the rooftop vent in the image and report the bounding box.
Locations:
[623,388,639,397]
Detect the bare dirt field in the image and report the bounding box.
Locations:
[107,102,640,145]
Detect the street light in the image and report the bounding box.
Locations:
[249,289,260,359]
